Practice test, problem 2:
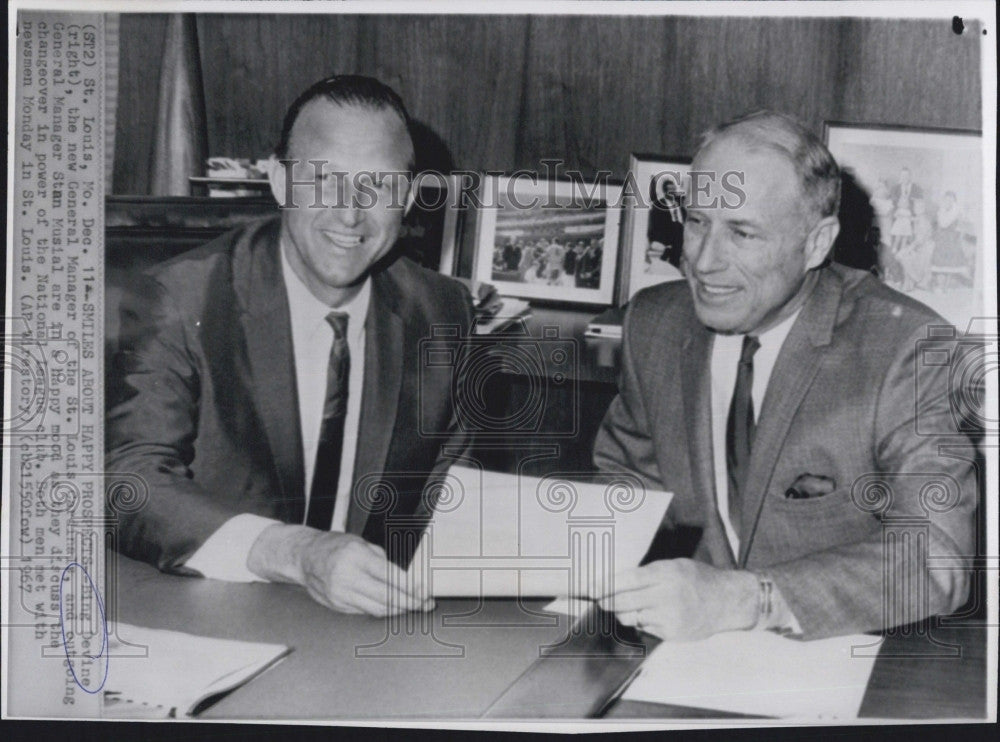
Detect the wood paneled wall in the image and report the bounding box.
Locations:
[113,13,982,194]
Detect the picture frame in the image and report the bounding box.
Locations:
[400,172,464,275]
[473,174,622,306]
[619,154,691,303]
[824,122,984,328]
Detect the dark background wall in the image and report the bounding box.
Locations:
[113,13,982,194]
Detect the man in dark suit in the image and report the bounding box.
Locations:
[593,111,977,640]
[502,240,521,271]
[107,76,471,616]
[647,171,685,268]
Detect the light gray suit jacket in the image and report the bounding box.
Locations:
[594,264,977,638]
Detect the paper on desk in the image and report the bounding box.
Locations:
[622,630,882,719]
[102,622,290,718]
[411,465,672,597]
[543,597,596,617]
[472,297,531,334]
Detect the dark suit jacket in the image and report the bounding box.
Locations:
[594,264,977,638]
[107,217,472,573]
[891,181,924,210]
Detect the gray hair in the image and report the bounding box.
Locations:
[695,110,841,222]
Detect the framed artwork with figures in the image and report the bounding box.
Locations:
[824,123,983,329]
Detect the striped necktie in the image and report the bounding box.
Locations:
[726,334,760,537]
[305,311,350,531]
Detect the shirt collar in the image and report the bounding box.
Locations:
[280,241,370,341]
[711,306,802,354]
[755,306,800,352]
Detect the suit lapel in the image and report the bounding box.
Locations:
[346,270,405,536]
[234,220,306,523]
[737,269,843,566]
[679,316,737,567]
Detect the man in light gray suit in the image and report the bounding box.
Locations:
[593,111,977,640]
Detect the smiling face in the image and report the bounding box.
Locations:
[269,99,414,305]
[682,135,837,335]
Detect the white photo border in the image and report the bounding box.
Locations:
[619,153,691,303]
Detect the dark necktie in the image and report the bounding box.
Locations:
[726,334,761,536]
[305,311,350,531]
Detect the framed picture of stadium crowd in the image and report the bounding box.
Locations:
[824,122,984,329]
[473,174,623,306]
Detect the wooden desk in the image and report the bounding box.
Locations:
[109,554,622,719]
[109,555,987,720]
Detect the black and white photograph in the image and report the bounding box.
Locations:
[398,173,464,275]
[620,154,691,301]
[825,123,984,327]
[3,0,997,734]
[474,175,622,305]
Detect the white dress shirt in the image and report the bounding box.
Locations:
[709,309,802,632]
[184,244,370,582]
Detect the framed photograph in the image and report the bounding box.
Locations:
[474,175,622,305]
[619,154,691,302]
[400,173,464,275]
[824,123,983,328]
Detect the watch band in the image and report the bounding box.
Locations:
[757,577,775,628]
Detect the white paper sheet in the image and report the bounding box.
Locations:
[411,465,672,597]
[472,297,531,334]
[622,630,882,720]
[542,597,597,616]
[102,622,290,718]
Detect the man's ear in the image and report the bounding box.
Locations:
[266,155,288,207]
[804,215,840,270]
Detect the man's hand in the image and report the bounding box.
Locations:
[247,524,433,616]
[596,558,759,641]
